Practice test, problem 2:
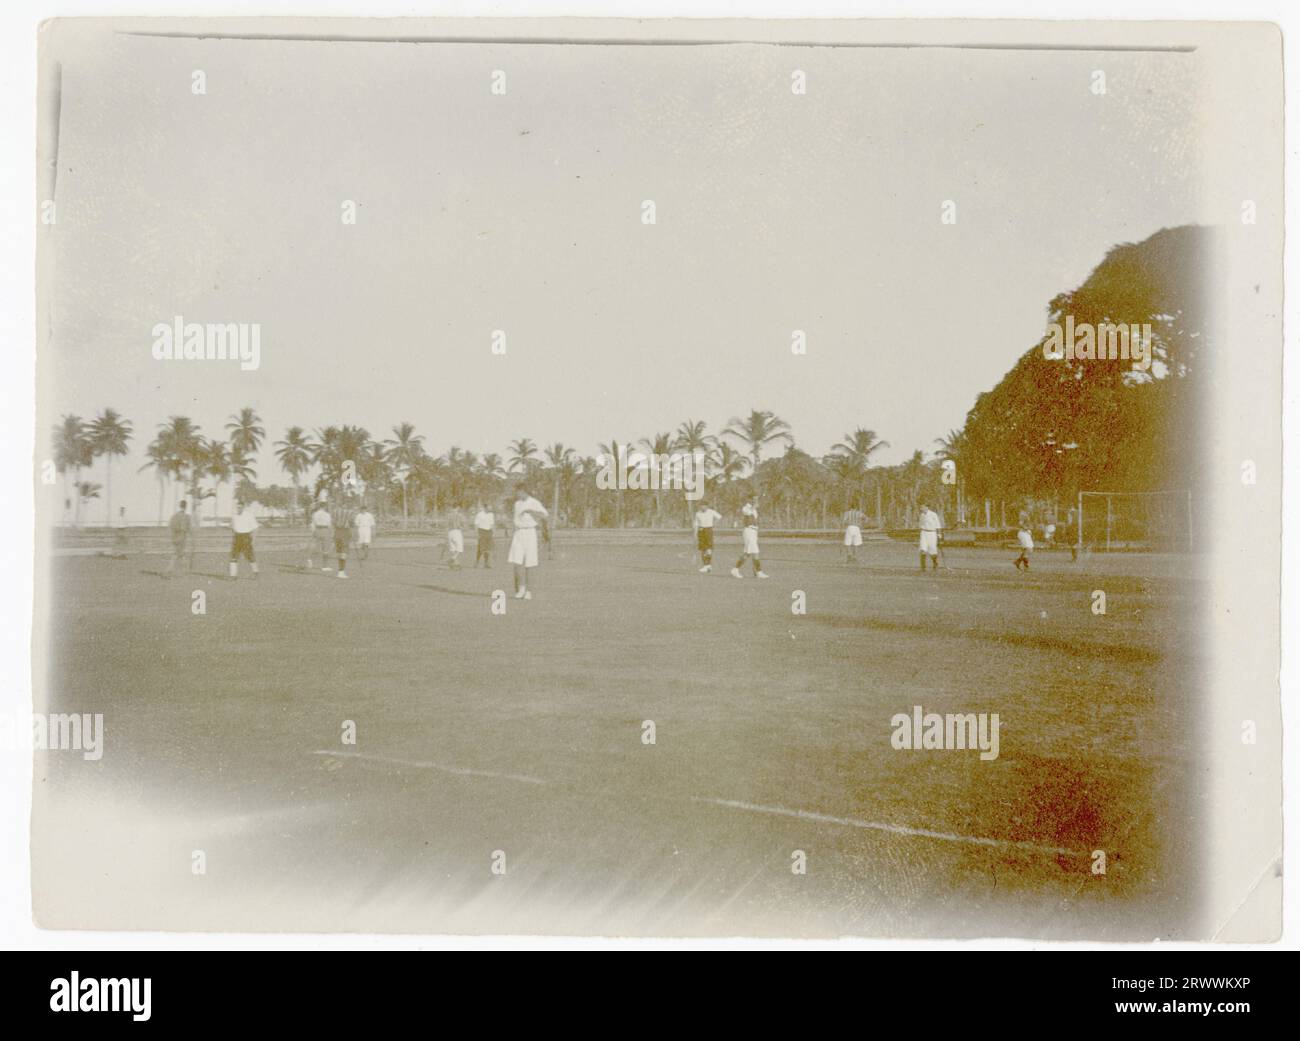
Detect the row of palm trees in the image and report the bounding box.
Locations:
[52,408,262,526]
[51,409,133,526]
[54,405,959,529]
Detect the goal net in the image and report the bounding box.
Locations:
[1076,490,1194,552]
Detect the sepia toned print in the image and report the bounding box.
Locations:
[29,18,1282,939]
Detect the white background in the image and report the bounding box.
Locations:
[1,0,1295,952]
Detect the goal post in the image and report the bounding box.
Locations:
[1076,490,1194,553]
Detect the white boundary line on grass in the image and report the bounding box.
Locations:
[313,750,548,786]
[314,754,1082,858]
[694,797,1083,858]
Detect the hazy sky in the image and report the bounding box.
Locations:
[41,30,1207,521]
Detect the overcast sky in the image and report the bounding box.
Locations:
[40,31,1208,521]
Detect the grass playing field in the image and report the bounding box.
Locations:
[32,533,1208,938]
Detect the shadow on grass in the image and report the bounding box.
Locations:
[367,557,456,572]
[141,568,230,581]
[615,565,755,579]
[414,583,494,598]
[816,613,1163,665]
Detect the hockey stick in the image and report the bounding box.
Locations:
[937,536,955,571]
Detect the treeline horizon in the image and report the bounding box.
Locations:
[50,225,1210,532]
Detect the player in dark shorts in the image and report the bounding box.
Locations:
[693,502,722,572]
[473,502,495,568]
[166,500,192,578]
[331,492,359,579]
[228,501,260,579]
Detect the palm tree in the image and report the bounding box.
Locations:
[383,422,425,527]
[598,439,627,528]
[413,455,449,518]
[336,425,371,490]
[544,443,575,524]
[722,409,793,503]
[831,427,889,472]
[139,437,173,524]
[227,402,265,493]
[831,427,890,523]
[639,431,674,526]
[934,428,967,524]
[673,420,717,522]
[204,440,232,520]
[310,426,340,491]
[933,429,964,460]
[769,446,826,526]
[358,440,393,515]
[823,451,860,501]
[88,408,133,525]
[713,442,747,486]
[898,450,929,527]
[275,426,312,521]
[445,446,476,506]
[469,452,504,508]
[673,419,714,469]
[574,454,599,528]
[158,416,205,518]
[226,407,265,465]
[507,437,539,476]
[75,480,101,518]
[52,415,93,526]
[231,445,257,489]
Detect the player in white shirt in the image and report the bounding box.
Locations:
[307,501,333,572]
[731,502,769,579]
[507,488,548,599]
[354,508,375,560]
[842,504,866,563]
[1014,524,1034,571]
[693,501,723,572]
[473,503,496,568]
[228,501,260,579]
[918,503,943,572]
[444,507,466,569]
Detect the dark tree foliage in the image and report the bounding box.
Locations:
[960,225,1217,502]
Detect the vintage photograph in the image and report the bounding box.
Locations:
[28,17,1283,939]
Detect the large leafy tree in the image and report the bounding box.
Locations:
[960,224,1213,506]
